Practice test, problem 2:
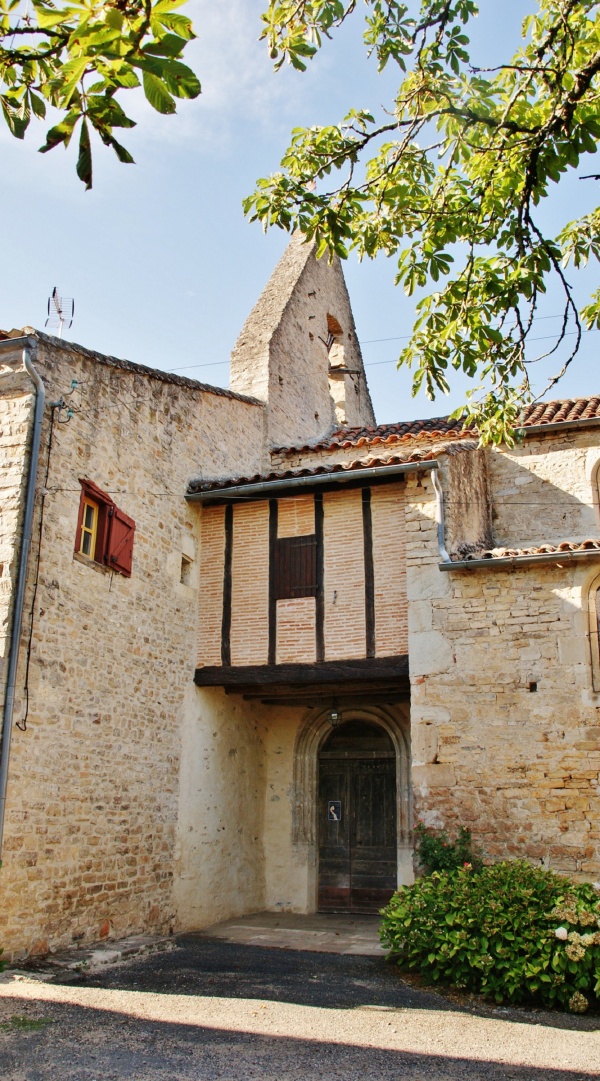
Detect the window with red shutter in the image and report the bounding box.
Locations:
[74,480,135,577]
[106,505,135,577]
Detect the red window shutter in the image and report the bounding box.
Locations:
[106,506,135,577]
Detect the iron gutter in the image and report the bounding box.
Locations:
[187,459,439,503]
[440,548,600,571]
[0,336,44,856]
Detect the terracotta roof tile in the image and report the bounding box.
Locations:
[453,538,600,562]
[273,395,600,455]
[519,396,600,427]
[273,415,470,455]
[187,448,441,496]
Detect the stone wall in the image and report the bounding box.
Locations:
[406,466,600,880]
[0,336,267,958]
[489,429,600,547]
[230,235,375,448]
[0,354,33,701]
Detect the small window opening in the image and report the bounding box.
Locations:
[325,314,345,368]
[74,479,135,577]
[80,498,99,558]
[180,554,193,585]
[529,681,538,693]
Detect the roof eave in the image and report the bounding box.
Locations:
[186,458,439,504]
[440,547,600,571]
[518,416,600,437]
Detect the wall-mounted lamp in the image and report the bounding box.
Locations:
[329,704,342,727]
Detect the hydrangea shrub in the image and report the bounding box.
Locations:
[414,822,482,875]
[380,861,600,1012]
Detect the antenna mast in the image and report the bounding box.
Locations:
[45,287,74,339]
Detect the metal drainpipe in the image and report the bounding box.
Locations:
[431,467,451,564]
[0,338,45,858]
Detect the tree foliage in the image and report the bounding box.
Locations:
[246,1,600,441]
[0,0,199,189]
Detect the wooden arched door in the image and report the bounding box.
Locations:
[318,720,397,913]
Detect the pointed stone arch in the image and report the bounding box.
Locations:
[291,703,412,908]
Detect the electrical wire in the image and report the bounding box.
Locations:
[163,327,599,376]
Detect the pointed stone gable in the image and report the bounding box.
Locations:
[230,234,375,448]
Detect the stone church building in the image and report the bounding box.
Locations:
[1,235,599,958]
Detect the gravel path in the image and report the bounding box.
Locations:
[0,935,599,1080]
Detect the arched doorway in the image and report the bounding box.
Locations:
[317,719,397,912]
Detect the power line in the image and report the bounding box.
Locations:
[165,326,599,377]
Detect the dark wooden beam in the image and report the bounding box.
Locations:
[221,504,233,666]
[315,492,324,663]
[195,655,409,688]
[362,487,375,658]
[268,499,278,665]
[245,692,410,708]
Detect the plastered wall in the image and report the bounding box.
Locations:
[172,686,268,929]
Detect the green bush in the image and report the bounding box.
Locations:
[380,861,600,1012]
[414,822,482,874]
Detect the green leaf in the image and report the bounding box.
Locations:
[76,116,92,190]
[142,71,176,114]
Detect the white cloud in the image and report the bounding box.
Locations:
[122,0,313,154]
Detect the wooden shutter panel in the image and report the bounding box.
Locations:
[106,506,135,577]
[273,535,317,599]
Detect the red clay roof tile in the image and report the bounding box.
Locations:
[272,395,600,455]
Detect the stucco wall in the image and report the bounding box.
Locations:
[0,338,266,958]
[172,687,267,929]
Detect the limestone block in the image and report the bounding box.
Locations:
[409,630,453,675]
[408,600,432,635]
[558,637,585,665]
[406,563,451,601]
[412,764,456,788]
[412,723,438,766]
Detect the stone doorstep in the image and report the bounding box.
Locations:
[0,934,174,984]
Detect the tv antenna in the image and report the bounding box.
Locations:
[45,287,74,338]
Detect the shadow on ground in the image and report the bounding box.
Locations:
[78,935,600,1032]
[0,995,597,1081]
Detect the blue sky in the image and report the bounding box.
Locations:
[1,1,599,424]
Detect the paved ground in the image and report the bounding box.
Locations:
[196,911,385,955]
[0,916,599,1080]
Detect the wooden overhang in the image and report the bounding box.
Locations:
[194,656,410,706]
